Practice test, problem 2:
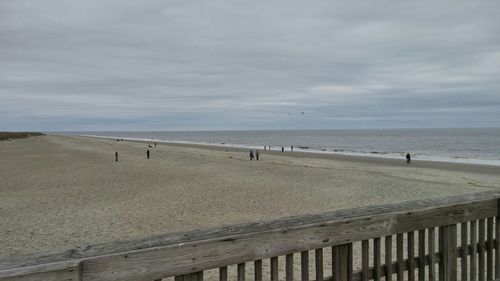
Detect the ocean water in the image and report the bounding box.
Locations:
[66,128,500,166]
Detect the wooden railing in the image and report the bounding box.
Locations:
[1,191,499,281]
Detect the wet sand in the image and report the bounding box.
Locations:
[1,135,499,259]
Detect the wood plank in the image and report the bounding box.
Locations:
[346,243,353,281]
[2,192,499,281]
[3,192,498,275]
[219,266,227,281]
[316,248,323,281]
[418,229,425,281]
[362,240,369,281]
[374,238,381,281]
[487,217,494,281]
[408,232,415,281]
[254,260,262,281]
[301,251,309,281]
[461,222,468,281]
[286,254,293,281]
[397,234,404,281]
[479,219,486,281]
[471,220,477,281]
[237,263,245,281]
[496,216,500,279]
[270,257,278,281]
[429,227,436,281]
[0,260,80,281]
[439,224,457,281]
[385,236,393,281]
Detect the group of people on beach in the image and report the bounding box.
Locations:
[263,145,293,152]
[115,142,157,162]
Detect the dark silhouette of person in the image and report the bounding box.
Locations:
[291,146,294,152]
[147,150,150,159]
[256,150,260,160]
[281,146,284,152]
[115,152,118,162]
[406,153,411,163]
[154,142,157,147]
[249,150,254,160]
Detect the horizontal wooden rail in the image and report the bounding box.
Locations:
[1,191,499,281]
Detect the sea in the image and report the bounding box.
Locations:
[62,128,500,166]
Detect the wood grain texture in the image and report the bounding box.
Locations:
[429,228,436,281]
[374,238,381,281]
[408,232,415,281]
[479,219,486,281]
[397,234,404,281]
[301,251,309,281]
[315,248,323,281]
[471,221,477,281]
[362,240,369,281]
[253,260,262,281]
[219,266,227,281]
[418,229,425,281]
[286,254,293,281]
[1,192,499,281]
[461,222,468,281]
[439,224,457,281]
[385,236,393,281]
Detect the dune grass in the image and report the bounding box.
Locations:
[0,132,44,141]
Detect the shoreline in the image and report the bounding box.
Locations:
[78,134,500,175]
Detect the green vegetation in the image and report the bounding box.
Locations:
[0,132,44,141]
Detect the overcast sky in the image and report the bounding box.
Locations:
[1,1,500,131]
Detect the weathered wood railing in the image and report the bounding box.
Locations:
[1,191,500,281]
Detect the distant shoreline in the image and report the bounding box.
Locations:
[76,134,500,174]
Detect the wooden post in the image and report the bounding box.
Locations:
[316,248,324,281]
[333,243,353,281]
[439,224,457,281]
[237,263,245,281]
[385,236,393,281]
[286,254,294,281]
[362,240,369,281]
[254,260,262,281]
[397,234,404,281]
[219,266,228,281]
[301,251,309,281]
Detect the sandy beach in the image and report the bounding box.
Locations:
[1,135,499,261]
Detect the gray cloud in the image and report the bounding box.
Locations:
[1,0,500,130]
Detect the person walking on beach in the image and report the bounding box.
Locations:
[291,146,294,152]
[256,150,260,160]
[281,146,284,152]
[406,153,411,163]
[154,142,157,147]
[146,150,150,159]
[115,152,119,162]
[249,150,254,160]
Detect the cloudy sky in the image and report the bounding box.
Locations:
[1,1,500,131]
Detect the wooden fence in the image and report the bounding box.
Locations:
[1,191,500,281]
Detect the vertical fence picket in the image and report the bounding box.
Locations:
[471,220,478,281]
[408,231,415,281]
[487,217,494,281]
[386,236,393,281]
[237,263,245,281]
[301,251,309,281]
[429,227,436,281]
[219,266,228,281]
[362,240,369,281]
[479,219,486,281]
[286,254,294,281]
[254,260,262,281]
[271,256,279,281]
[496,216,500,279]
[462,222,469,281]
[439,224,457,281]
[374,237,381,281]
[418,229,425,281]
[316,248,324,281]
[397,234,404,281]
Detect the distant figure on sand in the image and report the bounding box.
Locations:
[249,150,254,160]
[406,153,411,163]
[115,152,118,162]
[154,143,157,147]
[281,146,284,152]
[256,150,260,160]
[291,146,294,152]
[147,150,150,159]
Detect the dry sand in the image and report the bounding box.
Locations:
[1,135,499,261]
